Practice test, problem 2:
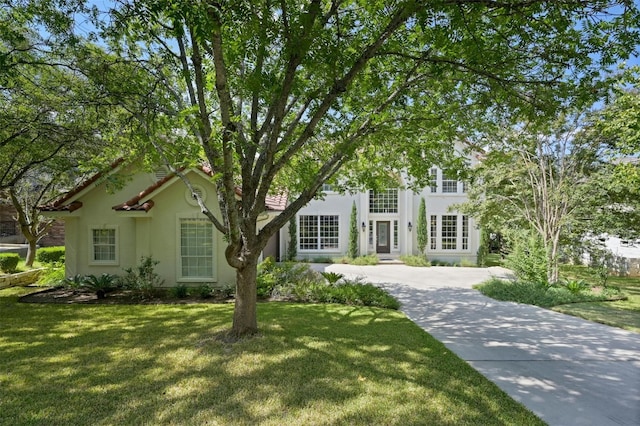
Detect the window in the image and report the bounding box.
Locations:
[299,215,339,250]
[322,183,334,192]
[462,215,469,250]
[429,168,438,193]
[0,221,16,236]
[442,173,458,193]
[430,216,437,250]
[441,215,457,250]
[180,218,214,278]
[369,189,398,213]
[393,220,399,249]
[91,227,117,264]
[368,220,374,247]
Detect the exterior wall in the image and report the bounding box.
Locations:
[293,191,360,260]
[292,167,480,263]
[58,169,235,287]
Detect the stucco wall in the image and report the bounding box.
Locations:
[60,168,235,287]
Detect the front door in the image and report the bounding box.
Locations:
[376,221,391,254]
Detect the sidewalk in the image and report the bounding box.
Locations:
[315,264,640,426]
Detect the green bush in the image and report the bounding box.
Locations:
[320,271,344,285]
[62,274,85,289]
[82,273,119,299]
[257,259,322,298]
[400,255,431,267]
[120,256,164,299]
[36,246,65,264]
[504,231,548,285]
[37,262,66,286]
[475,278,626,308]
[0,253,20,273]
[171,285,189,298]
[350,254,379,265]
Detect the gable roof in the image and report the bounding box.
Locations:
[39,158,126,213]
[40,159,287,214]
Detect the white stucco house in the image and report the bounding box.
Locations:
[40,160,285,287]
[286,158,481,264]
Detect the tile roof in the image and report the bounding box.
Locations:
[40,159,287,214]
[39,158,126,212]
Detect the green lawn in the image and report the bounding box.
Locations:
[0,287,543,425]
[554,265,640,333]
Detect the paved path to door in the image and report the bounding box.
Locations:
[312,264,640,426]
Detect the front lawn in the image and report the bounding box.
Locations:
[475,265,640,333]
[0,287,543,425]
[553,265,640,333]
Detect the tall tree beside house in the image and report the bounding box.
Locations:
[96,0,640,336]
[287,217,297,261]
[582,72,640,239]
[460,116,606,284]
[348,202,359,259]
[417,197,428,255]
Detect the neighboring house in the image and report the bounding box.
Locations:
[0,201,64,246]
[40,161,285,286]
[289,162,480,264]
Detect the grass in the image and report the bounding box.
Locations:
[475,264,640,333]
[552,265,640,333]
[0,287,543,425]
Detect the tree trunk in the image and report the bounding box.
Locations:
[25,235,37,267]
[231,255,259,336]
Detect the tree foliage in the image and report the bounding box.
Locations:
[348,201,358,259]
[39,0,640,335]
[460,117,605,283]
[417,197,428,254]
[583,71,640,238]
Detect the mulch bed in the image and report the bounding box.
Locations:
[19,287,234,305]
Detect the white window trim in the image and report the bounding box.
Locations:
[298,214,341,252]
[89,225,119,266]
[427,215,473,252]
[176,216,217,283]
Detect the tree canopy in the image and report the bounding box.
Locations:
[6,0,640,335]
[99,0,640,335]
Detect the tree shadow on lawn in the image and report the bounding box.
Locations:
[0,289,541,425]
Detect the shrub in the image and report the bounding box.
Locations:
[257,259,322,298]
[36,246,65,264]
[62,274,85,289]
[196,284,213,299]
[562,278,588,294]
[320,271,344,285]
[0,253,20,273]
[475,278,626,308]
[171,285,189,298]
[459,258,476,267]
[504,231,548,286]
[37,262,65,286]
[400,255,431,267]
[120,256,164,299]
[82,273,119,299]
[350,254,379,265]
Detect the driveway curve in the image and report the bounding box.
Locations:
[313,264,640,426]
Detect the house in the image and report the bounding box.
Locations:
[40,160,285,286]
[0,200,64,253]
[287,157,480,263]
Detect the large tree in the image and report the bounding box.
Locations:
[584,72,640,238]
[459,117,607,283]
[94,0,639,335]
[1,2,161,263]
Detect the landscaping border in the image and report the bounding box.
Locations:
[0,269,44,289]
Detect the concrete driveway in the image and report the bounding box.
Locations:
[313,263,640,426]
